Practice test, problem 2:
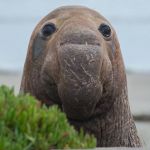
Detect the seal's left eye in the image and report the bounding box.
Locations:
[42,23,56,37]
[98,24,111,38]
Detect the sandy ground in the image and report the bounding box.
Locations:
[0,71,22,93]
[127,74,150,116]
[0,72,150,147]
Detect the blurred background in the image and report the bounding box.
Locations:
[0,0,149,147]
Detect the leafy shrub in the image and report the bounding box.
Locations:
[0,85,96,150]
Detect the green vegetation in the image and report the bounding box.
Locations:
[0,86,96,150]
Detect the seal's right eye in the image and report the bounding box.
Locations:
[42,23,57,37]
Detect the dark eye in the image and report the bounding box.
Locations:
[42,23,57,37]
[98,24,111,38]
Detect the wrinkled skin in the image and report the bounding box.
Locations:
[20,6,142,147]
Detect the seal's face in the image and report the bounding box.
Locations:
[21,6,125,121]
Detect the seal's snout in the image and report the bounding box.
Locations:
[57,30,103,120]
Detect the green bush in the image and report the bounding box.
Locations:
[0,85,96,150]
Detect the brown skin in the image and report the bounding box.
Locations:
[20,6,142,147]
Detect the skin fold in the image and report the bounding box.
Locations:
[20,6,142,147]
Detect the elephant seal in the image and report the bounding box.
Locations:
[20,6,142,147]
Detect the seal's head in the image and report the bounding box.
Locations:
[21,6,126,121]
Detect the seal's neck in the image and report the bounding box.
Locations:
[69,88,142,147]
